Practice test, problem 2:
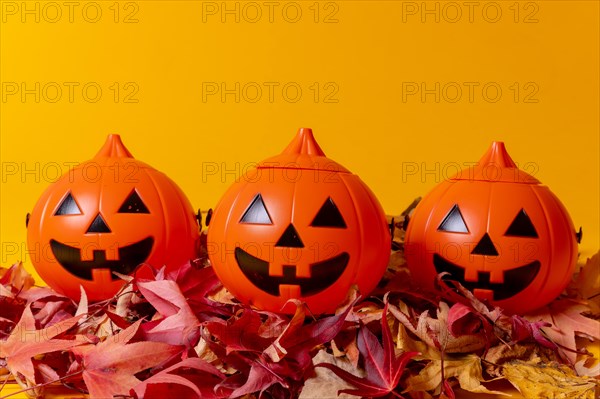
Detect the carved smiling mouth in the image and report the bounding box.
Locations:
[234,247,349,297]
[433,254,541,301]
[50,237,154,281]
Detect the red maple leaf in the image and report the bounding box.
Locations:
[204,309,274,354]
[510,314,555,349]
[316,304,417,397]
[0,295,26,337]
[0,305,88,385]
[206,299,357,398]
[137,279,201,348]
[132,357,228,399]
[271,298,358,369]
[162,259,232,321]
[527,299,600,364]
[72,320,183,398]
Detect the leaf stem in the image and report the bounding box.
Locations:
[0,373,10,393]
[0,369,83,399]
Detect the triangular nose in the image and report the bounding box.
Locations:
[86,213,111,233]
[471,233,498,256]
[275,224,304,248]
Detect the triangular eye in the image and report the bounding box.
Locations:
[240,194,272,224]
[118,190,149,213]
[311,197,346,228]
[505,209,538,238]
[55,192,82,215]
[438,204,468,233]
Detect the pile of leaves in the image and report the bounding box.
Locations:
[1,212,599,399]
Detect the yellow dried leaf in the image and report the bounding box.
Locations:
[503,359,599,399]
[484,343,560,378]
[405,354,506,395]
[396,316,435,359]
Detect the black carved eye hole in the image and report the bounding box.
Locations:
[311,197,347,228]
[240,194,272,225]
[55,192,82,215]
[118,190,150,213]
[505,209,538,238]
[438,204,468,233]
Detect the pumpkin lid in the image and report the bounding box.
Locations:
[257,128,351,173]
[451,141,541,184]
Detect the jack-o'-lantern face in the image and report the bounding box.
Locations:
[27,135,200,301]
[234,194,350,297]
[432,203,543,302]
[208,128,391,314]
[48,189,155,281]
[405,142,579,314]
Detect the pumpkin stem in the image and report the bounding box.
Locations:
[94,134,134,159]
[281,128,326,157]
[478,141,517,168]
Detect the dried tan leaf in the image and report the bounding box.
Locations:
[389,301,437,348]
[300,349,357,399]
[207,285,237,304]
[13,262,35,292]
[1,262,35,293]
[115,283,135,317]
[330,335,361,369]
[576,355,600,378]
[350,301,382,325]
[393,302,503,396]
[571,252,600,312]
[436,302,487,354]
[75,286,88,318]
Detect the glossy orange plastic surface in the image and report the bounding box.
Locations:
[207,128,391,314]
[405,142,578,314]
[27,135,200,301]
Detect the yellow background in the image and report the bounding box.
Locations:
[1,1,598,275]
[0,1,598,398]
